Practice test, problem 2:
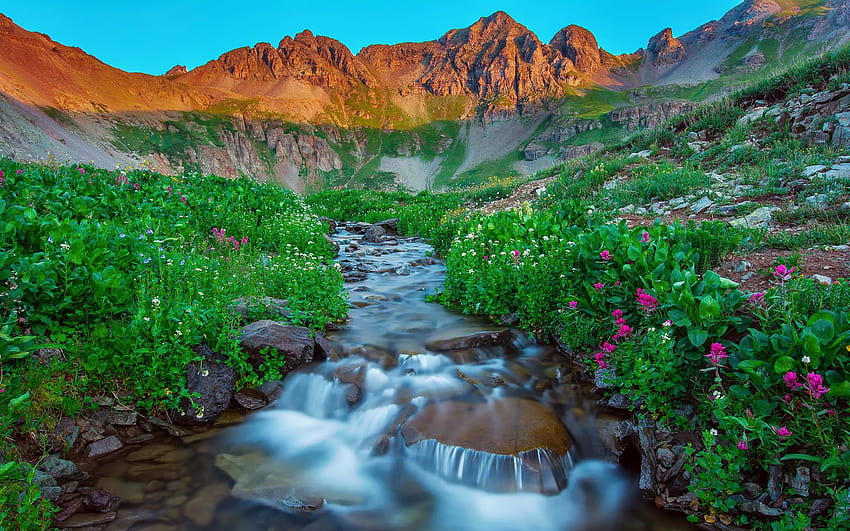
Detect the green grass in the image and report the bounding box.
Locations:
[557,87,632,119]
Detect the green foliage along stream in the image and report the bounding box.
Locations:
[0,160,346,491]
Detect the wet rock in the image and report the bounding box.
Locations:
[81,488,119,512]
[213,410,244,427]
[125,444,172,462]
[361,225,387,244]
[95,477,145,504]
[744,482,763,500]
[171,358,236,425]
[400,398,572,456]
[656,448,676,469]
[146,417,193,437]
[215,453,329,511]
[313,332,342,362]
[233,388,267,410]
[593,368,616,390]
[54,497,84,523]
[87,436,123,458]
[183,484,230,527]
[635,423,657,497]
[604,393,632,414]
[768,463,784,503]
[126,463,184,482]
[125,434,155,444]
[92,410,138,427]
[424,328,510,351]
[40,485,63,501]
[348,345,397,369]
[255,380,285,403]
[809,498,833,517]
[373,218,400,235]
[239,321,315,376]
[57,511,117,528]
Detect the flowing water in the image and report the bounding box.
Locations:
[88,226,693,531]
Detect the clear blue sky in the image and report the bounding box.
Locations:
[2,1,742,75]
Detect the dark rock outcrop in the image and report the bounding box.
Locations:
[239,320,315,377]
[646,28,687,67]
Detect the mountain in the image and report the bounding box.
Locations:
[1,1,849,192]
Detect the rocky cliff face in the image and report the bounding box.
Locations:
[608,101,699,130]
[646,28,688,67]
[549,25,602,74]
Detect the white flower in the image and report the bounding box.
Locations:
[709,428,718,436]
[802,355,811,364]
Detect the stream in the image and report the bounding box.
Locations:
[87,224,693,530]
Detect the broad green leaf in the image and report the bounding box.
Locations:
[698,295,720,320]
[773,356,796,374]
[688,328,708,348]
[808,319,835,343]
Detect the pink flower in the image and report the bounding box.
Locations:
[662,319,673,327]
[613,324,632,340]
[599,250,611,261]
[240,237,248,244]
[611,309,623,319]
[567,300,578,309]
[784,394,792,403]
[593,283,605,291]
[483,255,489,260]
[806,372,830,399]
[640,231,651,243]
[784,371,803,390]
[704,342,729,365]
[635,288,658,311]
[133,182,140,191]
[748,292,765,305]
[772,426,792,437]
[16,169,23,174]
[180,195,188,204]
[773,264,797,282]
[511,249,521,264]
[166,186,173,194]
[736,439,749,451]
[600,342,617,353]
[594,352,608,368]
[615,317,626,326]
[77,167,85,174]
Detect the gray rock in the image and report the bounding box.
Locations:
[730,206,780,228]
[39,455,85,482]
[805,194,830,208]
[57,511,117,528]
[424,328,510,351]
[92,410,138,427]
[689,196,714,214]
[836,111,850,127]
[239,321,315,376]
[233,389,267,410]
[630,150,652,159]
[824,163,850,180]
[374,218,400,235]
[790,466,811,497]
[229,296,290,322]
[605,393,632,414]
[656,448,676,469]
[40,485,62,501]
[714,204,739,216]
[594,368,616,390]
[87,436,123,458]
[733,260,752,273]
[171,356,236,425]
[146,416,193,437]
[808,498,833,517]
[812,274,833,285]
[741,501,784,517]
[361,224,387,244]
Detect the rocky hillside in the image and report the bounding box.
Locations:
[1,1,849,191]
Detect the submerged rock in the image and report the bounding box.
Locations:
[424,328,511,351]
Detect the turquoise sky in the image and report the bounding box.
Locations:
[2,1,742,75]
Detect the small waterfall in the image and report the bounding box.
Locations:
[405,439,574,494]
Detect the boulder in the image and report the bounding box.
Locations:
[86,436,123,458]
[239,320,315,376]
[229,296,290,323]
[361,224,387,244]
[425,328,510,351]
[171,357,236,425]
[373,218,400,235]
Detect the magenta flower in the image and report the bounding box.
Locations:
[773,264,797,281]
[748,292,765,305]
[511,249,521,264]
[783,371,803,390]
[806,372,830,399]
[180,195,188,204]
[599,250,611,261]
[613,324,633,340]
[593,282,605,291]
[77,167,85,175]
[166,185,173,194]
[772,426,792,437]
[241,236,248,244]
[640,231,651,243]
[615,317,626,326]
[600,342,617,353]
[736,439,749,451]
[611,309,623,319]
[635,288,658,311]
[593,352,608,368]
[133,182,140,191]
[704,342,729,365]
[16,169,23,174]
[567,300,578,309]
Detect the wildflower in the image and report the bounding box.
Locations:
[613,324,632,340]
[615,317,626,326]
[772,264,797,282]
[704,342,728,365]
[640,231,651,243]
[611,309,623,319]
[748,292,764,304]
[784,394,792,403]
[0,170,4,186]
[180,195,188,204]
[662,319,673,327]
[783,371,803,390]
[568,300,578,309]
[167,186,173,194]
[801,355,811,364]
[709,428,718,436]
[600,342,616,353]
[635,288,658,311]
[599,250,611,261]
[593,352,608,368]
[772,426,792,437]
[806,372,830,399]
[77,167,85,174]
[736,438,749,451]
[133,182,140,191]
[593,282,605,291]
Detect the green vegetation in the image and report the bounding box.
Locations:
[0,159,346,528]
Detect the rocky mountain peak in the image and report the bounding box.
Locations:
[646,27,687,67]
[164,65,187,76]
[549,25,601,74]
